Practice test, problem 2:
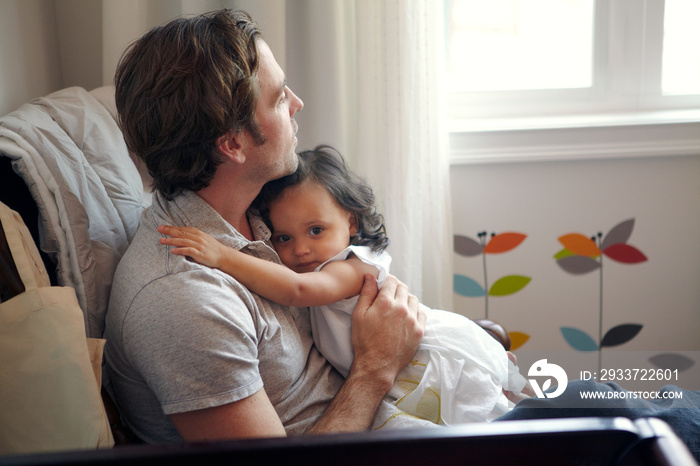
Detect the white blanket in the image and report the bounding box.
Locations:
[0,86,149,338]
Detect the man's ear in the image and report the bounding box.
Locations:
[216,131,246,164]
[349,213,358,237]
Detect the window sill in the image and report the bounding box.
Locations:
[449,109,700,164]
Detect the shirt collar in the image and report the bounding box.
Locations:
[163,190,271,248]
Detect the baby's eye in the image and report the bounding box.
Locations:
[275,234,291,244]
[309,227,323,236]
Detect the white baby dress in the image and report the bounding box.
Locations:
[309,246,527,430]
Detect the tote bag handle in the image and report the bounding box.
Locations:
[0,201,49,292]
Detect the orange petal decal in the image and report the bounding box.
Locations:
[509,332,530,351]
[558,233,601,258]
[483,232,526,254]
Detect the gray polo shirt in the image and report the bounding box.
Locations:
[104,190,343,444]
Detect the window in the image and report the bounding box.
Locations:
[662,0,700,95]
[449,0,594,93]
[448,0,700,117]
[447,0,700,163]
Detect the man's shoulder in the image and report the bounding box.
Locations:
[108,195,265,319]
[112,220,165,290]
[114,241,252,310]
[107,252,261,347]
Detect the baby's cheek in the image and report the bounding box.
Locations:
[278,252,294,268]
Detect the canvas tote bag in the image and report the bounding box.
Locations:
[0,201,113,454]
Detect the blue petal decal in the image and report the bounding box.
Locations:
[561,327,599,351]
[453,274,486,297]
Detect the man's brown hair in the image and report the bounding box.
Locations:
[115,9,263,199]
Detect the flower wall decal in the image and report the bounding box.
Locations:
[554,219,648,275]
[554,219,649,368]
[450,219,693,371]
[555,219,695,374]
[454,231,531,350]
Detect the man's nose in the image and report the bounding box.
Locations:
[287,86,303,115]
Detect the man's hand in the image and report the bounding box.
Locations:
[350,274,425,393]
[308,274,425,434]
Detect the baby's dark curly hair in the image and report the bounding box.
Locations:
[253,145,389,252]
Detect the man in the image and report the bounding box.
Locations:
[104,10,425,444]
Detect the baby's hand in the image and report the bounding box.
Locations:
[503,351,535,402]
[158,225,226,269]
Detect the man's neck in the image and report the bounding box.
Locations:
[194,153,268,242]
[196,186,258,242]
[233,213,254,241]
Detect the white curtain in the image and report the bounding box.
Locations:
[355,0,452,311]
[287,1,453,310]
[56,0,454,310]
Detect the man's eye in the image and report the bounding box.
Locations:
[310,227,323,236]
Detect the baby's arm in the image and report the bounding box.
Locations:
[158,225,378,307]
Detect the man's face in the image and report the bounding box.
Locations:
[244,39,303,183]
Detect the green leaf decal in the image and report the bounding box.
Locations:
[488,275,531,296]
[561,327,599,351]
[553,248,575,260]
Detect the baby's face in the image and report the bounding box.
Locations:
[268,180,357,273]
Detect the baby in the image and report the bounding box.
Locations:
[159,145,529,429]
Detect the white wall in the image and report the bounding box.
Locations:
[0,0,111,115]
[451,154,700,352]
[54,0,103,91]
[0,0,289,116]
[0,0,63,115]
[451,153,700,388]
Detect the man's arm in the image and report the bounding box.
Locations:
[170,389,286,441]
[307,274,425,433]
[170,274,424,440]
